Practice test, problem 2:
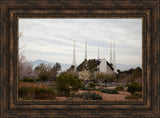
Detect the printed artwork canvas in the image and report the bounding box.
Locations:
[18,18,142,101]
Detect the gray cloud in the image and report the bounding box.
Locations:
[19,18,142,66]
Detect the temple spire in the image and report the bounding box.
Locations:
[98,45,99,59]
[110,41,112,64]
[113,40,116,71]
[85,40,87,60]
[72,40,76,70]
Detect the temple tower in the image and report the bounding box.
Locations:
[110,41,112,64]
[98,45,100,59]
[72,40,76,69]
[85,40,87,60]
[113,40,116,71]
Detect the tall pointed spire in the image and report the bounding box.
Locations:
[110,41,112,64]
[72,40,76,69]
[85,40,87,60]
[113,40,116,71]
[98,45,99,59]
[84,40,88,69]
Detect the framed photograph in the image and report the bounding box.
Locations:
[0,0,159,117]
[18,18,143,101]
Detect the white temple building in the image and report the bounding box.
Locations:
[98,58,114,74]
[72,40,117,74]
[98,40,117,74]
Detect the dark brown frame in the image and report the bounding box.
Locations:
[0,0,159,117]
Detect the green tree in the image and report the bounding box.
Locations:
[39,72,49,82]
[126,81,142,94]
[35,63,49,81]
[34,62,62,82]
[48,63,61,81]
[128,68,134,74]
[54,73,82,97]
[67,65,75,72]
[131,67,142,79]
[48,69,57,82]
[52,62,61,72]
[117,69,121,74]
[35,63,48,72]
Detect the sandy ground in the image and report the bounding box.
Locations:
[19,82,141,101]
[77,90,132,101]
[55,90,134,101]
[55,97,68,101]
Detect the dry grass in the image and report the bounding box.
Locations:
[18,82,55,100]
[18,82,49,89]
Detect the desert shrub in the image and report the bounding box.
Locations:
[36,78,41,82]
[100,89,119,94]
[34,87,56,100]
[126,82,142,94]
[116,85,124,91]
[125,93,142,100]
[18,87,35,100]
[39,72,49,82]
[76,92,102,100]
[20,77,35,83]
[90,93,103,100]
[54,73,82,97]
[89,82,96,88]
[80,87,87,90]
[134,93,142,98]
[18,87,56,100]
[80,87,96,91]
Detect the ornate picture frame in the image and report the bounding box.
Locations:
[0,0,159,117]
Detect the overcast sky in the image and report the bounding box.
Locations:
[19,18,142,66]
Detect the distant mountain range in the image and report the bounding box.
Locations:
[116,63,142,71]
[31,59,71,71]
[31,59,142,71]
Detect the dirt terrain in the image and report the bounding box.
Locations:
[77,90,132,101]
[19,82,142,101]
[55,90,134,101]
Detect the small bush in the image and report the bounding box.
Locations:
[80,87,87,90]
[116,85,124,91]
[125,93,142,100]
[34,87,56,100]
[76,92,102,100]
[18,87,35,100]
[18,87,56,100]
[89,83,96,88]
[90,93,103,100]
[135,93,142,98]
[20,77,35,83]
[55,73,82,97]
[80,87,96,91]
[127,82,142,94]
[39,73,48,82]
[36,78,41,82]
[100,89,119,94]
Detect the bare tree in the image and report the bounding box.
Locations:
[18,32,33,79]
